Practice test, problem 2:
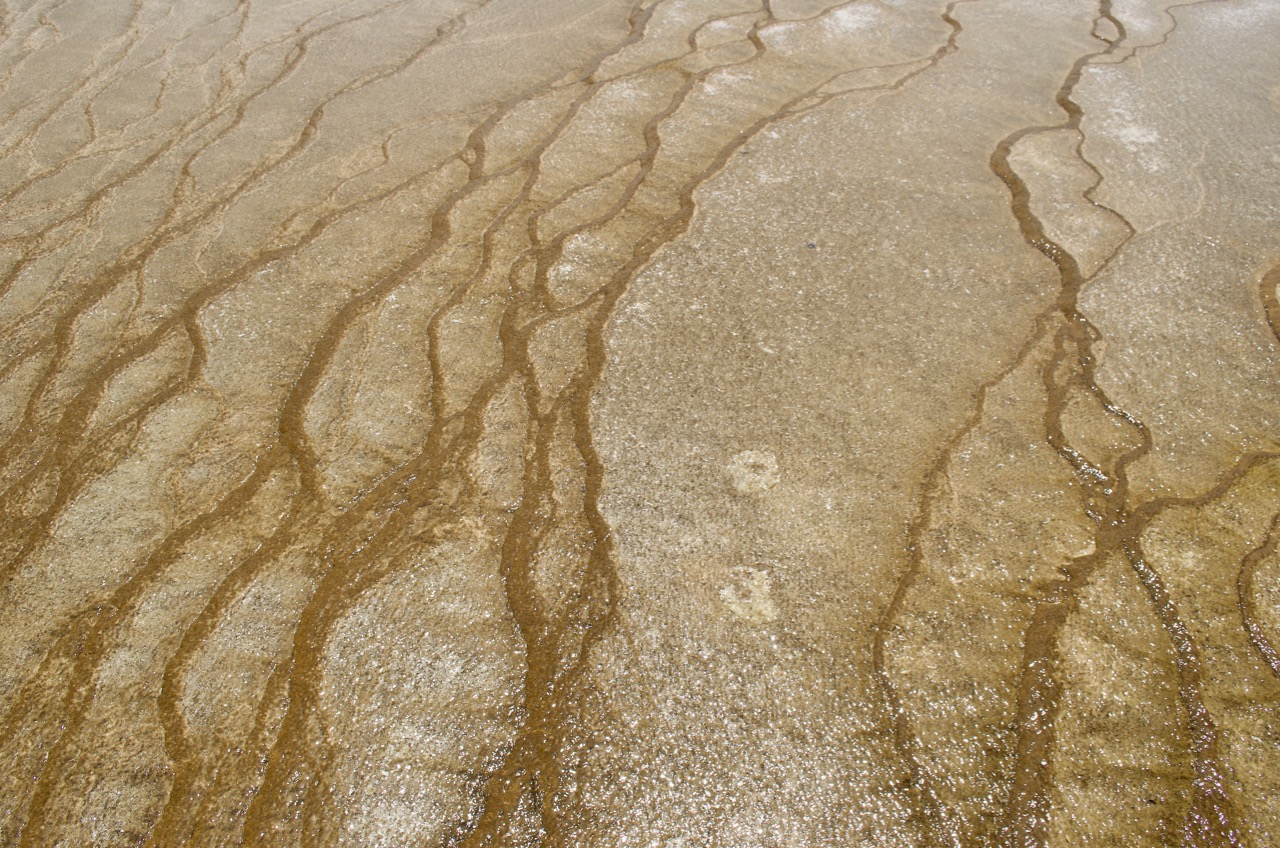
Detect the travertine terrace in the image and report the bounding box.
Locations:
[1,0,1278,845]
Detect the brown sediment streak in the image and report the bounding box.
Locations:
[486,1,1039,845]
[1238,512,1280,681]
[1248,263,1280,682]
[0,0,485,482]
[3,3,509,834]
[148,104,523,848]
[0,0,329,294]
[223,1,984,843]
[0,602,97,755]
[0,0,470,376]
[0,607,97,838]
[0,0,395,178]
[0,1,249,212]
[0,0,149,162]
[872,314,1052,848]
[16,0,1265,843]
[1000,447,1269,846]
[146,476,307,847]
[1125,546,1241,846]
[222,152,536,821]
[983,0,1171,844]
[457,6,996,845]
[15,454,302,848]
[0,0,248,181]
[11,33,663,831]
[983,3,1259,839]
[852,1,1062,845]
[1262,262,1280,345]
[879,56,1141,822]
[231,4,685,841]
[1125,0,1229,62]
[451,197,676,846]
[252,23,729,848]
[0,1,488,548]
[0,340,52,384]
[1118,452,1279,846]
[0,156,451,590]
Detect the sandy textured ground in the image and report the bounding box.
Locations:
[0,0,1278,845]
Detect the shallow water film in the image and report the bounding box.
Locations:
[1,0,1279,845]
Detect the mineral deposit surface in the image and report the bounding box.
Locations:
[0,0,1278,846]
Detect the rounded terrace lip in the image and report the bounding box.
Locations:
[1,0,1279,845]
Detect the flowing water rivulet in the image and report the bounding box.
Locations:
[0,0,1278,845]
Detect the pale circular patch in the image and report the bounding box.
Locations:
[720,568,779,624]
[725,450,780,494]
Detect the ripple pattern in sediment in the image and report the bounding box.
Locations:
[0,0,1278,846]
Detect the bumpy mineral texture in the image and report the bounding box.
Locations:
[0,0,1277,846]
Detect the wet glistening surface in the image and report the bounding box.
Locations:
[0,0,1278,845]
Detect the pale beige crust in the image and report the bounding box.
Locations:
[0,1,1277,846]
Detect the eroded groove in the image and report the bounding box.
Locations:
[0,0,482,444]
[982,1,1260,844]
[1262,262,1280,346]
[980,4,1144,843]
[461,4,1007,842]
[0,0,486,538]
[1238,512,1280,681]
